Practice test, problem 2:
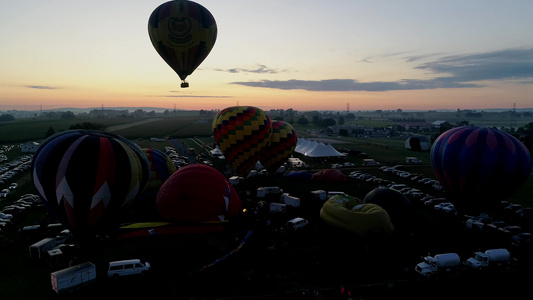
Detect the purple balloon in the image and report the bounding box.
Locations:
[431,127,531,207]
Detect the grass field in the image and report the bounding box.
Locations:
[1,111,533,298]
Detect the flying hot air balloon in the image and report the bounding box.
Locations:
[431,126,532,210]
[148,0,217,88]
[258,120,298,173]
[31,130,150,237]
[212,106,272,177]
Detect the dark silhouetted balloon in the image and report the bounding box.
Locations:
[32,130,150,236]
[148,0,217,87]
[431,126,532,208]
[212,106,272,177]
[156,164,242,223]
[364,187,412,231]
[141,148,176,194]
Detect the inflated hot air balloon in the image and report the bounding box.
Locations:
[148,0,217,88]
[156,164,242,223]
[431,126,532,209]
[258,120,298,173]
[141,148,176,194]
[31,130,150,237]
[212,106,272,177]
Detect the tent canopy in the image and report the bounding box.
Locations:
[295,138,345,157]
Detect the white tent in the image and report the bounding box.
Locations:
[295,138,310,153]
[306,143,346,157]
[210,146,223,156]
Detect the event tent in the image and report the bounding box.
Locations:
[295,138,345,157]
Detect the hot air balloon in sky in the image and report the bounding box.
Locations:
[258,120,298,173]
[431,126,532,209]
[31,130,150,237]
[156,164,242,223]
[212,106,272,177]
[148,0,217,88]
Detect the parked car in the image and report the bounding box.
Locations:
[424,198,448,206]
[510,232,533,248]
[8,183,18,190]
[0,188,10,197]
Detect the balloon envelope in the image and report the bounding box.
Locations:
[431,126,532,208]
[156,164,242,223]
[141,148,176,194]
[259,120,298,173]
[212,106,272,177]
[31,130,150,236]
[364,187,412,231]
[320,195,394,237]
[148,0,217,85]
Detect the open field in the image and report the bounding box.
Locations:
[1,111,533,299]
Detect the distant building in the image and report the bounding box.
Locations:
[22,142,39,153]
[432,120,453,130]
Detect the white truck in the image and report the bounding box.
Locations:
[50,262,96,294]
[465,248,511,269]
[29,237,58,260]
[256,186,283,198]
[280,193,300,207]
[415,253,461,277]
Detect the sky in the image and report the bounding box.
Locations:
[1,0,533,112]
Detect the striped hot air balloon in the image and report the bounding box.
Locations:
[431,126,531,209]
[259,120,298,173]
[212,106,272,177]
[31,130,150,237]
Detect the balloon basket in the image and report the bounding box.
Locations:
[181,82,189,88]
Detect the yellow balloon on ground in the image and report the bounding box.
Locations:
[320,195,394,237]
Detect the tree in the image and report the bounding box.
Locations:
[45,126,56,138]
[0,114,15,122]
[338,116,345,125]
[297,116,308,125]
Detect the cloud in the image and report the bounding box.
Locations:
[162,94,233,98]
[415,48,533,82]
[25,85,58,90]
[230,48,533,92]
[216,64,283,74]
[231,78,480,92]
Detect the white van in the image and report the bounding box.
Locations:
[107,259,151,278]
[287,217,309,231]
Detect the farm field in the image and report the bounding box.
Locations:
[1,110,533,299]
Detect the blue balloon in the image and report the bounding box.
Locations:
[431,127,531,207]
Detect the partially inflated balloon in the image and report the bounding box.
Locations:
[431,126,532,208]
[31,130,150,237]
[141,148,176,194]
[156,164,241,223]
[212,106,272,177]
[259,120,298,173]
[148,0,217,87]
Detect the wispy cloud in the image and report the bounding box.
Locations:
[230,48,533,92]
[163,94,234,98]
[25,85,58,90]
[231,78,480,92]
[215,64,285,74]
